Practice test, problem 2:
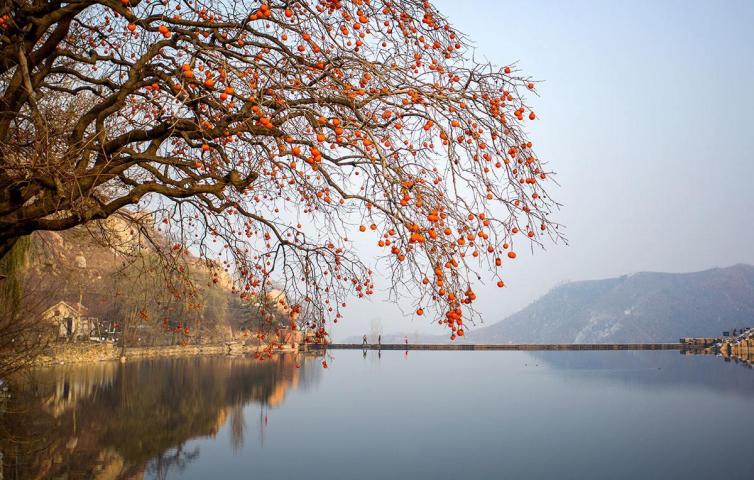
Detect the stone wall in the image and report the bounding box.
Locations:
[732,339,754,357]
[32,341,299,366]
[35,342,119,365]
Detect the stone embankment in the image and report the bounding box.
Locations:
[680,328,754,367]
[725,338,754,358]
[719,330,754,366]
[33,341,299,366]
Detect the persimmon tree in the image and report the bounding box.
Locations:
[0,0,562,339]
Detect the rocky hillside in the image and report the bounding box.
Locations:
[14,219,267,344]
[467,264,754,343]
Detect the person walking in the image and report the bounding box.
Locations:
[362,334,368,347]
[378,335,382,346]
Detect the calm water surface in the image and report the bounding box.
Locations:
[1,350,753,479]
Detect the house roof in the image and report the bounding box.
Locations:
[43,300,89,316]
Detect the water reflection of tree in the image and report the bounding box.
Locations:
[229,405,246,453]
[146,443,200,480]
[0,353,321,479]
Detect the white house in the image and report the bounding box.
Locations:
[41,301,97,340]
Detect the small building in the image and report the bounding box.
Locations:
[41,301,98,341]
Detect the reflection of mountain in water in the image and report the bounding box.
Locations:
[0,354,321,480]
[529,350,754,398]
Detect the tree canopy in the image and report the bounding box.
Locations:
[0,0,562,338]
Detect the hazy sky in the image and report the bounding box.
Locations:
[330,0,754,340]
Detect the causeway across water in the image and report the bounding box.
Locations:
[306,343,701,351]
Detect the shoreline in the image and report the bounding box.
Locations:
[30,341,301,368]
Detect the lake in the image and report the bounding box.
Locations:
[1,350,753,479]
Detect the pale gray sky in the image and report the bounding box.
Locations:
[331,0,754,340]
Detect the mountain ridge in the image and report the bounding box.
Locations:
[466,264,754,343]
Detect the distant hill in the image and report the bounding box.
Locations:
[467,264,754,343]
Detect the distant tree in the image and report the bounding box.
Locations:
[232,292,286,335]
[0,0,562,338]
[110,250,236,345]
